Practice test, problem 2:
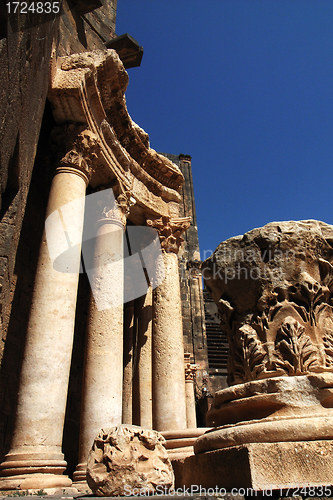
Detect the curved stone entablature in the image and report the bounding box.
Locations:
[202,220,333,386]
[48,49,183,224]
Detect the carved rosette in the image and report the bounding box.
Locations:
[203,220,333,385]
[146,216,191,254]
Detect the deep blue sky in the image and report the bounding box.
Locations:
[116,1,333,258]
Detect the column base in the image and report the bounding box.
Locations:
[0,474,72,491]
[72,463,91,493]
[182,440,333,491]
[162,428,211,460]
[0,448,71,491]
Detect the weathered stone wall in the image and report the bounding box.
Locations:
[0,11,60,366]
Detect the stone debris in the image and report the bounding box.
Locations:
[86,425,174,496]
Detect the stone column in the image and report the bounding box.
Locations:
[0,130,97,491]
[122,301,135,425]
[73,190,128,488]
[184,354,198,429]
[133,286,153,429]
[148,217,190,432]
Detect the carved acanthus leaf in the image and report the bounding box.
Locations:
[323,330,333,368]
[58,129,100,180]
[233,325,268,383]
[185,363,199,381]
[274,316,321,375]
[100,189,134,228]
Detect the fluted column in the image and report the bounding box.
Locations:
[0,130,97,491]
[148,217,190,431]
[73,190,128,488]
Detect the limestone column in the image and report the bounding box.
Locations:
[73,190,128,487]
[184,354,198,429]
[147,216,190,431]
[0,130,96,491]
[133,286,153,429]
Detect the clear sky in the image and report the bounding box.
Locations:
[116,1,333,259]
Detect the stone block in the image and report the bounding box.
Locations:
[182,440,333,491]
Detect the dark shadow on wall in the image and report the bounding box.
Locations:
[0,102,55,461]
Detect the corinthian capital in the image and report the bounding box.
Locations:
[185,363,199,382]
[99,190,133,229]
[146,216,191,254]
[56,128,100,184]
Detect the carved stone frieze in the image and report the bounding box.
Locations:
[203,220,333,385]
[146,216,191,254]
[48,49,184,221]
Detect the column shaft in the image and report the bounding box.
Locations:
[0,169,87,490]
[122,301,134,425]
[185,380,197,428]
[152,251,187,431]
[133,287,153,429]
[73,218,124,486]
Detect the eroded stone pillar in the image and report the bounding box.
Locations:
[148,217,190,432]
[0,130,97,490]
[184,220,333,490]
[73,191,128,488]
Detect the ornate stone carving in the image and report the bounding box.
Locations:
[52,125,100,183]
[86,425,174,496]
[185,364,199,382]
[147,216,191,254]
[184,353,199,382]
[186,221,333,491]
[98,189,133,228]
[48,49,184,213]
[202,220,333,385]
